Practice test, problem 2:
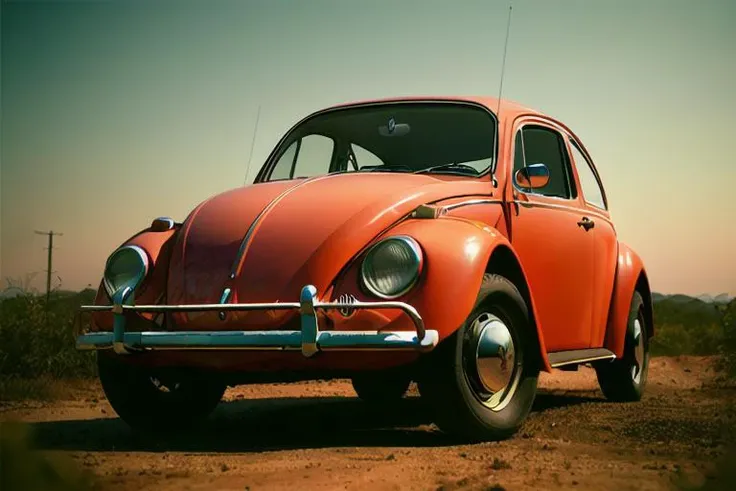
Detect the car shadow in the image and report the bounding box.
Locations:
[27,391,602,453]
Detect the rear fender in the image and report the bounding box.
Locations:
[603,242,653,357]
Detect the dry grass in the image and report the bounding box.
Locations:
[0,290,98,380]
[0,377,101,404]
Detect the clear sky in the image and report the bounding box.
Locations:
[1,0,734,296]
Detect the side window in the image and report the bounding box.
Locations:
[292,134,334,178]
[351,143,384,169]
[514,125,575,199]
[270,141,298,180]
[269,134,335,180]
[569,139,606,210]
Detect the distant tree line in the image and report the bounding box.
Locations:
[651,294,733,353]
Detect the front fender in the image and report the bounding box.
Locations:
[603,242,652,357]
[330,216,509,342]
[90,226,179,331]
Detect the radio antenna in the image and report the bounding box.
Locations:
[496,3,513,117]
[243,104,261,185]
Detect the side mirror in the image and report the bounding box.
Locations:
[514,163,550,189]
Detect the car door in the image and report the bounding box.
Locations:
[565,135,618,348]
[508,119,595,351]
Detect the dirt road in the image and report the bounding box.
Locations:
[2,356,735,491]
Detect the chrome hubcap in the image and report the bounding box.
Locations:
[150,376,180,393]
[464,312,521,411]
[477,317,516,392]
[631,318,645,384]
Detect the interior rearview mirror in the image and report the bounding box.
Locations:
[378,122,410,137]
[514,163,550,189]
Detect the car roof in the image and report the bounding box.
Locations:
[325,96,545,124]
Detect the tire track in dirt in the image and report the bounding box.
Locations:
[2,356,735,491]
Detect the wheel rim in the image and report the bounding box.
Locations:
[463,312,522,411]
[631,316,646,384]
[149,376,181,394]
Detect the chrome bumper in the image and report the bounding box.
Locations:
[75,284,438,357]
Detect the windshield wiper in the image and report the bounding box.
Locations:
[414,163,481,175]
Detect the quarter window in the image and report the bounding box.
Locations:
[569,139,606,209]
[513,125,575,199]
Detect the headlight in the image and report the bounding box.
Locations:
[103,245,149,301]
[361,236,423,299]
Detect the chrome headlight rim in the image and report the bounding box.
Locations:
[102,245,150,300]
[360,235,423,300]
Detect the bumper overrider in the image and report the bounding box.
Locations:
[75,285,439,357]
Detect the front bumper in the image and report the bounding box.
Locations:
[75,284,438,357]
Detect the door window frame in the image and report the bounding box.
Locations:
[509,119,579,202]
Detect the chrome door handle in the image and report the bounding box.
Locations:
[577,217,595,231]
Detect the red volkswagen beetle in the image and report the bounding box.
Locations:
[76,96,653,441]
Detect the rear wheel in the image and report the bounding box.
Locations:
[595,291,650,401]
[97,354,226,433]
[417,274,540,441]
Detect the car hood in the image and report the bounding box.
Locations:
[166,173,491,325]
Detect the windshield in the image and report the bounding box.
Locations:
[258,102,497,182]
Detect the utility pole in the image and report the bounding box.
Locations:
[34,230,63,303]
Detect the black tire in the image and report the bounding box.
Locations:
[417,273,540,442]
[97,353,226,433]
[351,369,411,403]
[595,291,650,402]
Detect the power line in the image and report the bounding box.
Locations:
[34,230,63,304]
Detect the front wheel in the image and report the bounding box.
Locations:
[97,354,226,433]
[595,291,650,401]
[417,274,540,442]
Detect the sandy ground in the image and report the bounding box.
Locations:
[2,356,735,491]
